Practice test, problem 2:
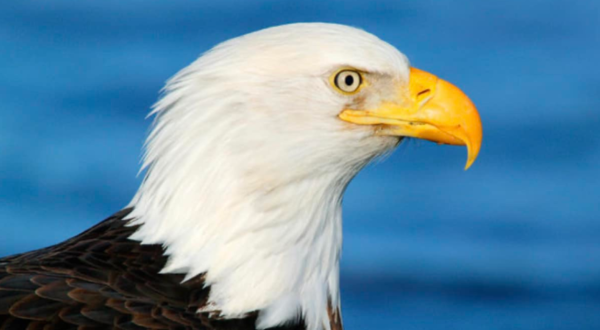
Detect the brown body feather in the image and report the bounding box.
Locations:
[0,209,337,330]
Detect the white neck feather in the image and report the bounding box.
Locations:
[128,150,349,330]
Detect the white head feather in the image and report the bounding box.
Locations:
[127,23,409,330]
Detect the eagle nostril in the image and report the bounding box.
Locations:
[417,89,431,98]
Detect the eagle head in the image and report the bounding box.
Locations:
[127,23,482,330]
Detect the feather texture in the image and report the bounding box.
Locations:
[0,209,319,329]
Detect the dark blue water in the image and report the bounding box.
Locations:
[1,1,599,329]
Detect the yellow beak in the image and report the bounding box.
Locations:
[339,67,483,169]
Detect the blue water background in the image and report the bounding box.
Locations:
[1,1,599,329]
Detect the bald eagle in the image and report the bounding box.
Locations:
[0,23,482,330]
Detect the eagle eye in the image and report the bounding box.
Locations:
[332,70,363,94]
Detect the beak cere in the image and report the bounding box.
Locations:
[339,67,483,169]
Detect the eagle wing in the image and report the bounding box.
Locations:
[0,209,306,330]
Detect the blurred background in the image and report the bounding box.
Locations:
[1,1,599,329]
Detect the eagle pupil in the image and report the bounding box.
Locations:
[345,75,354,86]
